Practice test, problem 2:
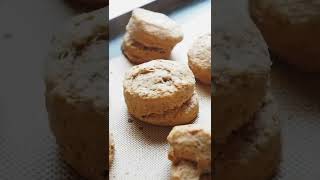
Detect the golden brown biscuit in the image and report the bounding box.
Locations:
[126,8,183,48]
[215,98,281,180]
[122,33,172,64]
[45,8,108,180]
[167,124,211,173]
[188,33,211,85]
[138,92,199,126]
[123,60,195,119]
[213,24,271,143]
[249,0,320,72]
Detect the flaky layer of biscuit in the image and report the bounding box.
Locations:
[122,33,172,64]
[137,92,199,126]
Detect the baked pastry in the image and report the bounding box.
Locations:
[122,33,172,64]
[123,8,183,64]
[249,0,320,72]
[167,125,211,174]
[126,8,183,48]
[188,33,211,85]
[213,22,271,143]
[123,60,196,126]
[45,7,108,180]
[215,97,281,180]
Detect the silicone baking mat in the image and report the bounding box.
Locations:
[108,5,211,179]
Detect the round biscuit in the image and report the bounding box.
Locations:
[123,60,195,118]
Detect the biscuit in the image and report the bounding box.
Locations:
[215,98,281,180]
[171,161,201,180]
[188,33,211,85]
[249,0,320,72]
[45,8,108,180]
[109,133,115,169]
[123,60,195,119]
[122,33,172,64]
[167,124,211,173]
[213,24,271,143]
[139,92,199,126]
[126,8,183,48]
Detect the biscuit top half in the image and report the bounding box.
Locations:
[127,8,183,44]
[46,7,108,113]
[123,60,195,100]
[213,22,271,85]
[250,0,320,24]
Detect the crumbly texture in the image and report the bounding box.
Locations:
[171,161,201,180]
[45,7,108,180]
[167,124,211,173]
[123,60,195,119]
[138,92,199,126]
[213,24,271,143]
[122,33,172,64]
[249,0,320,72]
[215,97,281,180]
[188,33,211,85]
[109,133,115,169]
[126,8,183,48]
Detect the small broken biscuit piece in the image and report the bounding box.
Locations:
[139,92,199,126]
[188,33,211,85]
[122,33,172,64]
[213,23,271,143]
[123,60,195,119]
[167,124,211,173]
[171,160,201,180]
[126,8,183,48]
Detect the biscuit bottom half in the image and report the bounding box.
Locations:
[46,92,108,180]
[214,98,281,180]
[134,92,199,126]
[122,33,172,64]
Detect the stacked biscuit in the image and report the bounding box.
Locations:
[122,8,183,64]
[213,19,281,179]
[167,125,211,180]
[123,60,199,126]
[45,8,108,180]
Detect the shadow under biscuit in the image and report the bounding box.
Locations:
[127,113,173,144]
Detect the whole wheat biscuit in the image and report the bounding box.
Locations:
[167,124,211,173]
[45,7,108,180]
[215,97,281,180]
[126,8,183,48]
[138,92,199,126]
[188,33,211,85]
[249,0,320,72]
[123,60,195,119]
[109,133,115,169]
[213,23,271,143]
[122,33,172,64]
